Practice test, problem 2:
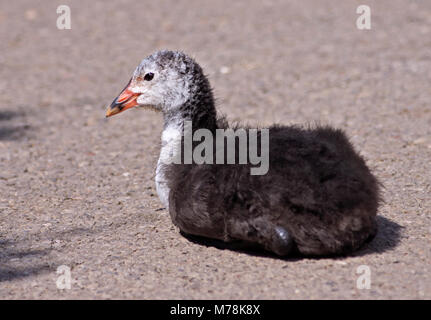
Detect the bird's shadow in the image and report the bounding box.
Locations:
[181,216,403,261]
[0,110,30,141]
[352,215,404,257]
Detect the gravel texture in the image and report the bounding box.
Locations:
[0,0,430,299]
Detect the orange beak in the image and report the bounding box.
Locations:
[106,79,140,117]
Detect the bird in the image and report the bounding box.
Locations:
[106,50,380,256]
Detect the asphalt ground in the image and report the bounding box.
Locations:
[0,0,430,299]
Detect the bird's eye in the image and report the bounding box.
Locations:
[144,72,154,81]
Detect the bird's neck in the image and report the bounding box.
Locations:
[163,73,218,133]
[156,86,217,208]
[156,80,218,207]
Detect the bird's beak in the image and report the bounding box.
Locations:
[106,79,140,117]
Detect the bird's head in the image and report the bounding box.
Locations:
[106,50,198,117]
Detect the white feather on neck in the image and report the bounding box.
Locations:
[155,118,184,209]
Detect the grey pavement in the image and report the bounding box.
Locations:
[0,0,430,299]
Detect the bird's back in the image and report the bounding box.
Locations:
[167,124,380,256]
